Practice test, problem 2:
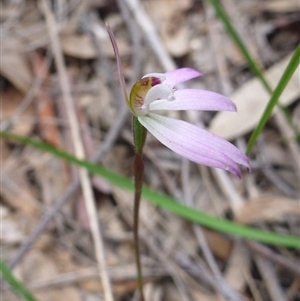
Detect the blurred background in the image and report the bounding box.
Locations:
[1,0,299,300]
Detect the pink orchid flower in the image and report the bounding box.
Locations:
[129,68,250,178]
[106,25,250,178]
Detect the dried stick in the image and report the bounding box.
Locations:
[25,266,167,291]
[255,255,287,301]
[39,1,113,300]
[247,241,300,276]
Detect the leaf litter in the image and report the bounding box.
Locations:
[1,0,299,300]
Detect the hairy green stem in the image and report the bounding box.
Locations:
[133,153,145,301]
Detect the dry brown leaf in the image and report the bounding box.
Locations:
[0,205,24,245]
[144,0,192,57]
[1,167,40,217]
[19,250,81,301]
[25,148,68,206]
[33,234,54,252]
[190,290,220,301]
[203,229,232,258]
[235,196,300,224]
[1,87,35,136]
[144,0,192,21]
[162,25,190,57]
[0,54,32,93]
[79,277,103,293]
[209,53,299,140]
[263,141,295,167]
[61,34,130,59]
[224,244,250,291]
[19,250,58,282]
[164,282,185,301]
[144,283,163,301]
[79,81,115,129]
[112,280,142,297]
[261,0,300,13]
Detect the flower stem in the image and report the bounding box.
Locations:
[132,116,147,300]
[133,153,145,301]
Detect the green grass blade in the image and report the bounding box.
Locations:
[1,132,299,249]
[246,45,300,154]
[0,260,39,301]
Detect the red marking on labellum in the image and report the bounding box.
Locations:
[130,77,162,113]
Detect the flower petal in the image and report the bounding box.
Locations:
[149,89,236,112]
[165,68,202,87]
[138,114,250,177]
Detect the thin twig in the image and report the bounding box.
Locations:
[246,241,300,275]
[255,255,287,301]
[24,266,167,291]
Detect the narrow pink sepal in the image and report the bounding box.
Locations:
[138,114,250,177]
[149,89,236,112]
[106,23,129,105]
[165,68,202,87]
